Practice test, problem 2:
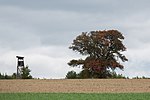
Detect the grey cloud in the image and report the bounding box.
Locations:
[0,5,108,47]
[1,1,150,49]
[1,0,150,16]
[1,0,150,14]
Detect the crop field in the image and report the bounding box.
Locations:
[0,79,150,93]
[0,79,150,100]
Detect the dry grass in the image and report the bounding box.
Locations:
[0,79,150,93]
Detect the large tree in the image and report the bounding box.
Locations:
[68,30,128,78]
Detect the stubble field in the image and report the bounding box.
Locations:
[0,79,150,93]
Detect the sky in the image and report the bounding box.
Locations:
[0,0,150,79]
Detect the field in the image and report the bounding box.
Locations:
[0,79,150,93]
[0,79,150,100]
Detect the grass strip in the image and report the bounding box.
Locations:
[0,93,150,100]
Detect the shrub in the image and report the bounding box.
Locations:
[66,71,77,79]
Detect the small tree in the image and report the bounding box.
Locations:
[21,65,32,79]
[0,73,5,79]
[66,70,77,79]
[68,30,128,78]
[12,73,17,79]
[77,69,92,79]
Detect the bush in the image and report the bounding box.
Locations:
[66,70,128,79]
[0,73,13,79]
[132,76,150,79]
[66,71,77,79]
[77,69,92,79]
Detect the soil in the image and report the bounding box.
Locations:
[0,79,150,93]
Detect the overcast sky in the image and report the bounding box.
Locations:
[0,0,150,79]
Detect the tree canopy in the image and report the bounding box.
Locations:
[68,30,128,78]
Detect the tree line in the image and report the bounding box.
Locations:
[0,65,32,79]
[66,70,127,79]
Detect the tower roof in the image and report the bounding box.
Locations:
[16,56,24,59]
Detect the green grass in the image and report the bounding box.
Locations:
[0,93,150,100]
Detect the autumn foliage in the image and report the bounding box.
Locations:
[68,30,128,78]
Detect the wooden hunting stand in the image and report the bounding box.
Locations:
[16,56,24,79]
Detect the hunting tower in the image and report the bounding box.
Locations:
[16,56,24,79]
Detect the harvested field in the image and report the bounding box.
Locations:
[0,79,150,93]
